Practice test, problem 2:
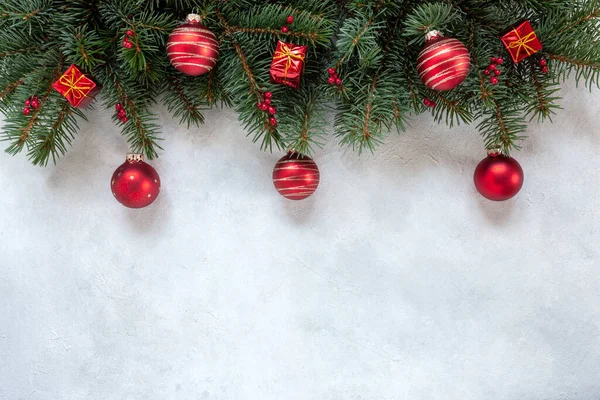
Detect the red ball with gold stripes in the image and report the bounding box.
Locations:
[167,14,219,76]
[272,152,320,201]
[417,31,471,91]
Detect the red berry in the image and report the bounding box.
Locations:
[430,102,437,108]
[264,98,272,105]
[496,57,504,65]
[484,69,491,76]
[116,103,123,111]
[23,107,31,115]
[327,68,336,75]
[118,110,127,119]
[121,116,128,123]
[264,91,273,99]
[286,15,294,24]
[540,59,547,67]
[123,40,133,49]
[542,66,549,74]
[268,106,276,115]
[281,26,289,33]
[488,64,497,71]
[269,117,278,127]
[491,57,497,64]
[494,69,501,76]
[335,77,342,86]
[490,77,499,85]
[258,102,268,111]
[30,99,39,109]
[423,98,431,107]
[327,76,336,85]
[126,30,134,37]
[24,99,31,107]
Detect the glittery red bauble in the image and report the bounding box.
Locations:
[272,152,320,201]
[111,154,161,208]
[167,14,219,76]
[417,34,471,91]
[474,153,524,201]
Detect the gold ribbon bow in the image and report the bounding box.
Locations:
[507,30,538,61]
[59,67,94,102]
[273,43,306,81]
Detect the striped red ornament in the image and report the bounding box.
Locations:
[167,14,219,76]
[272,152,320,201]
[417,31,471,91]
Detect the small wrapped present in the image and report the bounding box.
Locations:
[52,64,101,108]
[501,20,543,63]
[270,41,307,89]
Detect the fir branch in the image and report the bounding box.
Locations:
[0,80,23,99]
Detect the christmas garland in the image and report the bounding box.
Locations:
[1,1,599,207]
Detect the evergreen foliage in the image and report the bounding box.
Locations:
[1,0,599,166]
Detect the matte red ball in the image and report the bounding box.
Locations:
[474,154,524,201]
[111,155,161,208]
[417,36,471,91]
[273,152,320,201]
[167,14,219,76]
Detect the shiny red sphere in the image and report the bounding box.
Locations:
[167,17,219,76]
[474,154,524,201]
[417,37,471,91]
[273,152,320,200]
[111,159,161,208]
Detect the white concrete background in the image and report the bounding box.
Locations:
[1,80,599,400]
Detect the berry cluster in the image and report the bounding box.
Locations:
[281,15,294,33]
[257,92,277,127]
[484,57,504,85]
[115,103,128,123]
[122,30,134,49]
[327,68,342,86]
[540,58,549,74]
[22,95,39,115]
[423,97,437,108]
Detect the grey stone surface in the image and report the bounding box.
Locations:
[1,81,599,400]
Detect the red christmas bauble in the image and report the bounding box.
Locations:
[474,152,524,201]
[167,14,219,76]
[417,32,471,91]
[272,152,320,201]
[111,154,161,208]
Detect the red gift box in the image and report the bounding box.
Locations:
[270,41,307,89]
[52,64,100,108]
[501,20,542,63]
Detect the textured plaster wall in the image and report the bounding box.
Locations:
[1,81,599,400]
